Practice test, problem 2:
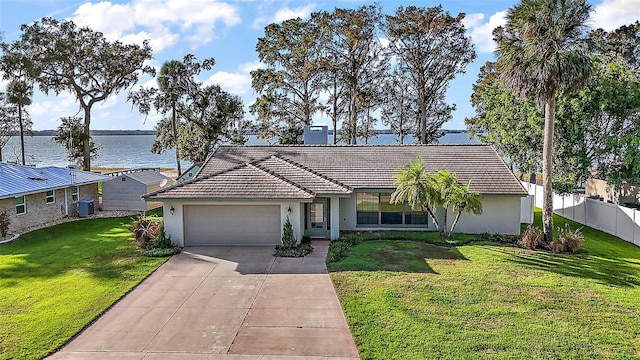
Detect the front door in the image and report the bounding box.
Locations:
[307,199,327,238]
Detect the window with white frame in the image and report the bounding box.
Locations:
[15,196,26,215]
[71,187,79,202]
[46,190,55,204]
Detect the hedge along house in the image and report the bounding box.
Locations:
[144,145,527,247]
[102,169,170,211]
[0,163,110,234]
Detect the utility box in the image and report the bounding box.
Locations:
[78,199,95,217]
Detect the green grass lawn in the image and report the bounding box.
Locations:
[0,216,167,359]
[329,210,640,359]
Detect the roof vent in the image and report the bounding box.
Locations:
[303,125,328,145]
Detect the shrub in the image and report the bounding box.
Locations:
[0,209,9,238]
[273,243,313,257]
[152,224,174,249]
[141,247,181,257]
[128,214,160,249]
[281,217,297,249]
[519,225,544,250]
[552,224,583,253]
[327,240,352,263]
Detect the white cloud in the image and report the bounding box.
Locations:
[463,11,507,53]
[203,61,264,95]
[70,0,241,51]
[591,0,640,31]
[253,3,315,29]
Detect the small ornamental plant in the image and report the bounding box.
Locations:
[274,217,313,257]
[0,209,10,238]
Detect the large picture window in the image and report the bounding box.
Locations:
[356,192,427,227]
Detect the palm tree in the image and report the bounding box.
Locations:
[390,156,441,231]
[444,180,482,236]
[6,80,32,165]
[495,0,593,242]
[158,60,188,176]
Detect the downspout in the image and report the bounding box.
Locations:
[64,188,69,216]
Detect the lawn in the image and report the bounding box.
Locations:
[329,210,640,359]
[0,215,167,359]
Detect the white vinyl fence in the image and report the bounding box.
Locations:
[521,181,640,247]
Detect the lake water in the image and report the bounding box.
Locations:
[2,132,478,169]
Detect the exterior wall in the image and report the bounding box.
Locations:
[1,184,100,234]
[102,176,148,211]
[161,199,306,247]
[340,193,522,235]
[439,195,522,235]
[144,184,164,210]
[586,178,640,205]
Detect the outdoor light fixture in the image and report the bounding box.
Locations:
[287,206,292,215]
[170,205,175,215]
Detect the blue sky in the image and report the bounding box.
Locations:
[1,0,639,131]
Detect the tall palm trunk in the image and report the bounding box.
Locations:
[18,104,25,165]
[171,104,181,176]
[542,98,555,243]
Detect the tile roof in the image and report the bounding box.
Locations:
[145,159,316,200]
[0,163,111,199]
[146,144,526,200]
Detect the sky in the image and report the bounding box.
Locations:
[0,0,639,131]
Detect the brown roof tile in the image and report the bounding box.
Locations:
[147,144,526,199]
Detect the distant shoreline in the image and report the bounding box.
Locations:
[28,129,474,136]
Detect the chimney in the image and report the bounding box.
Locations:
[303,125,328,145]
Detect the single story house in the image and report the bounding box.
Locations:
[102,169,170,211]
[0,163,110,234]
[144,145,527,247]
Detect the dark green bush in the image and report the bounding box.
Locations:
[281,218,297,249]
[152,224,174,249]
[327,240,352,263]
[273,243,313,257]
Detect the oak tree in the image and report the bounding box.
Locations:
[0,17,154,170]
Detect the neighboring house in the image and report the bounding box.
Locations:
[144,145,527,247]
[102,169,170,211]
[0,163,110,234]
[586,178,640,206]
[176,163,202,183]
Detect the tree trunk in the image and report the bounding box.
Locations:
[18,104,25,165]
[542,98,555,243]
[423,206,440,231]
[172,105,182,176]
[350,89,357,145]
[443,207,449,236]
[449,210,463,238]
[529,172,536,184]
[83,106,91,170]
[332,82,338,145]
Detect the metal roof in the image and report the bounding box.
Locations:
[0,163,111,199]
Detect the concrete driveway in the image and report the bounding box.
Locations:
[49,242,360,360]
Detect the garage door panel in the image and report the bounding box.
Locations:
[184,205,281,245]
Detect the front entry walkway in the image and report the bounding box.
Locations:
[49,242,360,360]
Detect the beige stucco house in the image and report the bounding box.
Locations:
[144,145,527,247]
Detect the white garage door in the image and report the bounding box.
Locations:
[183,205,281,246]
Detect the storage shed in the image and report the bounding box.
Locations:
[102,169,170,211]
